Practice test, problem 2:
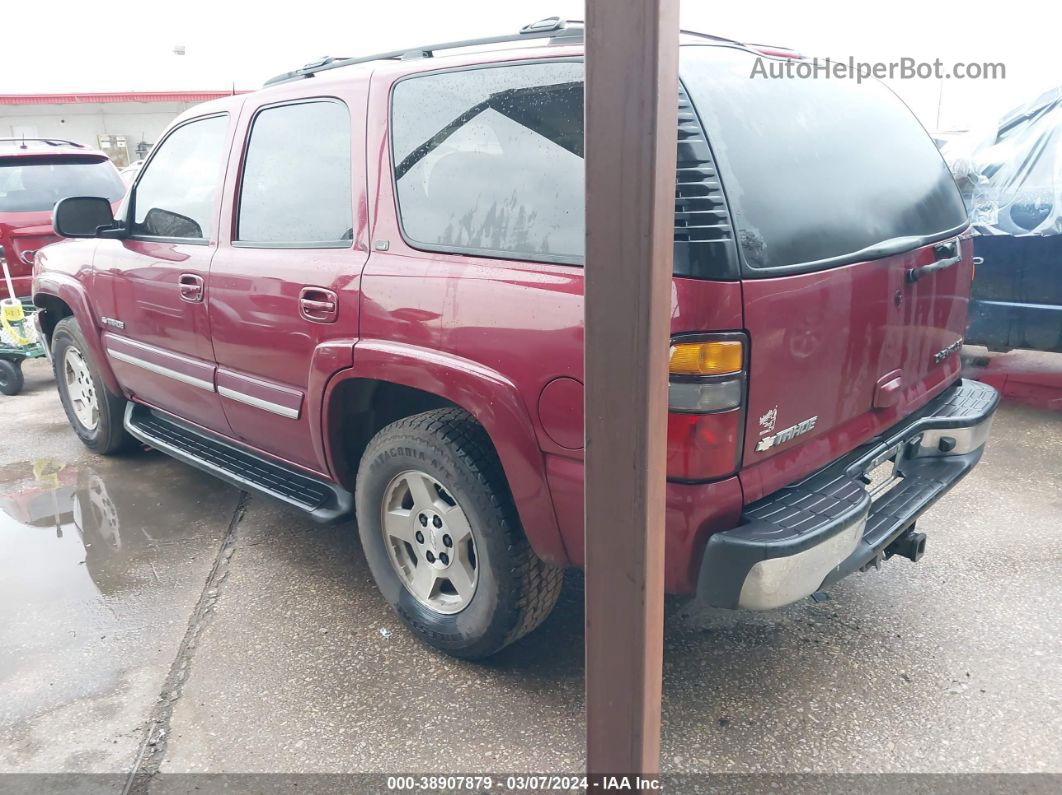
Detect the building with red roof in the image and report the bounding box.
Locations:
[0,91,242,166]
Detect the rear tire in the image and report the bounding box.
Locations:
[355,408,562,659]
[52,317,136,455]
[0,359,23,396]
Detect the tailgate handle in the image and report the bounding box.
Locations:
[907,240,961,283]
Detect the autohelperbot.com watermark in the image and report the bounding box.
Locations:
[750,56,1006,83]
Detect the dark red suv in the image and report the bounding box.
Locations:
[32,20,998,658]
[1,138,125,299]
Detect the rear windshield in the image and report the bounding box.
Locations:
[0,156,126,213]
[681,46,969,274]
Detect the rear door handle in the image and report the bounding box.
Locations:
[299,286,338,323]
[907,240,962,283]
[178,273,204,303]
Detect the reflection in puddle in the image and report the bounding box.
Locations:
[0,455,238,729]
[0,455,235,597]
[0,460,120,550]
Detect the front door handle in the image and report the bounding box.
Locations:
[178,273,204,303]
[299,286,338,323]
[907,240,962,283]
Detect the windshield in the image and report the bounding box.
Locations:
[0,156,126,213]
[680,46,969,275]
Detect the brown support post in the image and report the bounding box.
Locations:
[584,0,679,785]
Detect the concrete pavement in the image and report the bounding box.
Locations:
[1,357,1059,782]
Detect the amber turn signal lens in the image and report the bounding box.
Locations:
[669,340,743,376]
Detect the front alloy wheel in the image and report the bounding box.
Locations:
[51,316,136,454]
[63,347,99,430]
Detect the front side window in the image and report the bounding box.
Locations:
[237,100,352,245]
[0,156,125,213]
[391,62,584,262]
[132,115,228,240]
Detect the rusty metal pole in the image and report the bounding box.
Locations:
[584,0,679,784]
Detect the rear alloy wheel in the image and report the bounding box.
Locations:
[381,469,479,615]
[356,408,563,659]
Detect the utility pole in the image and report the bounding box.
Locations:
[584,0,679,786]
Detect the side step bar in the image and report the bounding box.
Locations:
[124,403,354,523]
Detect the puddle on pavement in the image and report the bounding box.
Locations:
[0,455,234,597]
[0,453,238,727]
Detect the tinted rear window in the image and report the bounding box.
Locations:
[680,46,968,274]
[391,62,584,263]
[0,156,125,213]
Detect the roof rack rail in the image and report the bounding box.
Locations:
[0,137,85,149]
[264,17,584,87]
[263,18,755,88]
[677,29,745,47]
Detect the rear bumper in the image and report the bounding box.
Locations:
[696,379,999,609]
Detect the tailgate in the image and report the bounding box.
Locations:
[740,237,972,501]
[677,45,973,503]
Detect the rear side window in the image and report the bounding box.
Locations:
[680,46,969,275]
[0,156,125,213]
[237,100,352,245]
[132,115,228,240]
[391,62,584,263]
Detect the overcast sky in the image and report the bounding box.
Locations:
[2,0,1058,132]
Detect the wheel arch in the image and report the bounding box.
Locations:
[324,340,570,567]
[33,292,71,345]
[33,275,121,394]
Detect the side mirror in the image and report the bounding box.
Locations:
[53,196,117,238]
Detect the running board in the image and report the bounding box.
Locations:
[124,403,353,523]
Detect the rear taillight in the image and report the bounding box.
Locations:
[666,334,747,480]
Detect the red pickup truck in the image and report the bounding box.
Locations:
[32,20,997,658]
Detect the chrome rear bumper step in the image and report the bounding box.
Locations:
[697,379,999,609]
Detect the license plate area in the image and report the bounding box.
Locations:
[861,442,906,502]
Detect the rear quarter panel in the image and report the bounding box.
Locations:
[359,60,746,573]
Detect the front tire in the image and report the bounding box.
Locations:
[355,408,562,659]
[52,317,136,455]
